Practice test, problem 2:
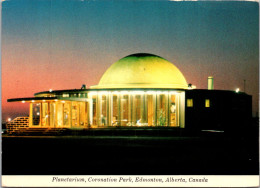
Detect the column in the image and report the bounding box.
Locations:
[88,96,93,126]
[132,95,136,126]
[106,93,110,126]
[179,92,185,128]
[97,93,102,126]
[141,93,148,125]
[70,101,72,128]
[117,94,121,126]
[153,93,157,126]
[129,94,133,126]
[166,92,170,126]
[175,94,179,127]
[108,93,113,126]
[29,103,33,127]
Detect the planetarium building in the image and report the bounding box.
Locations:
[7,53,252,134]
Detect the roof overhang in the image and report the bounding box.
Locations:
[7,97,58,103]
[7,96,90,103]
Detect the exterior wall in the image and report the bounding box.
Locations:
[12,89,186,129]
[6,117,29,134]
[185,89,252,131]
[29,100,89,128]
[88,90,185,127]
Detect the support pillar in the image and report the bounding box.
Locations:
[29,103,33,127]
[153,94,157,126]
[117,94,121,126]
[88,96,93,126]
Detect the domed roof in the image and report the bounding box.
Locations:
[91,53,188,89]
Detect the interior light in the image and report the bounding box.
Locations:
[132,91,143,95]
[88,91,98,96]
[49,89,53,92]
[235,88,240,93]
[169,91,178,95]
[146,91,155,94]
[120,91,129,95]
[32,100,35,102]
[98,91,109,95]
[21,100,25,103]
[7,118,11,122]
[112,91,120,95]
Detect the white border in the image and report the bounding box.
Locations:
[2,175,260,187]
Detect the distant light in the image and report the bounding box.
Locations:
[43,100,46,102]
[61,101,65,103]
[21,100,25,103]
[236,88,240,93]
[37,112,40,116]
[49,89,53,92]
[32,100,35,102]
[54,99,58,102]
[7,118,11,122]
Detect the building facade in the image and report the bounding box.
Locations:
[7,53,252,133]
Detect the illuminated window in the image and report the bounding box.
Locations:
[121,95,129,126]
[101,95,107,126]
[187,99,193,107]
[205,99,210,107]
[32,103,41,126]
[62,94,69,97]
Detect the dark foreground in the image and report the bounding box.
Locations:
[2,129,259,175]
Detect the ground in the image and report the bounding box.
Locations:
[2,130,259,175]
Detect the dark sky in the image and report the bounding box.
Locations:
[2,0,259,121]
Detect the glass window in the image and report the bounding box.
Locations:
[121,95,129,126]
[187,99,193,107]
[134,95,141,126]
[101,95,107,126]
[92,96,97,125]
[62,94,69,97]
[79,102,87,126]
[63,102,70,126]
[57,103,63,126]
[32,103,41,126]
[205,99,210,107]
[157,94,166,126]
[50,103,56,127]
[170,95,176,126]
[72,102,79,127]
[112,95,118,126]
[147,95,154,126]
[41,102,49,126]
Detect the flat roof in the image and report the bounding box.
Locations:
[34,88,186,96]
[7,97,58,102]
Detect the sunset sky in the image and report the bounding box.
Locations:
[1,0,259,122]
